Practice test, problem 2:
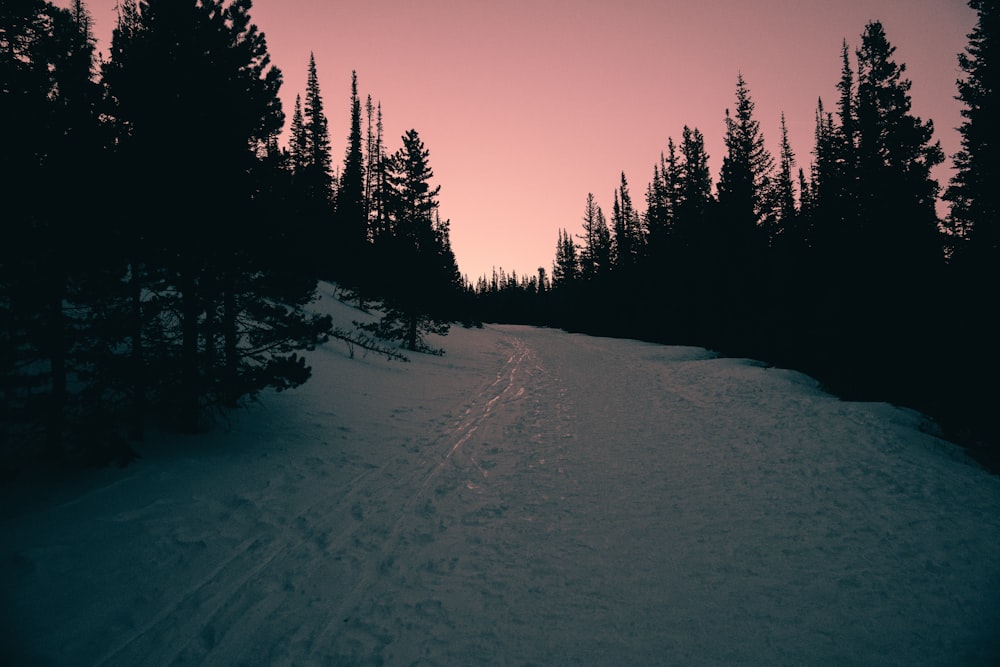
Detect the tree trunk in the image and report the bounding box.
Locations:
[180,266,200,432]
[128,262,144,441]
[406,313,418,352]
[45,272,67,455]
[223,272,238,407]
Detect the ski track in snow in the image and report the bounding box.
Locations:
[2,294,1000,665]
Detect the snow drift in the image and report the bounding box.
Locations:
[2,285,999,665]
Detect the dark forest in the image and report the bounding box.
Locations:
[2,0,464,469]
[1,0,997,472]
[473,9,999,471]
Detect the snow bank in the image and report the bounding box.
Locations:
[2,286,998,665]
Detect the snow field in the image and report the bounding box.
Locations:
[2,288,999,665]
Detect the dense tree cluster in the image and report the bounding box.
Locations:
[1,0,463,470]
[360,129,465,352]
[5,1,994,471]
[474,11,999,464]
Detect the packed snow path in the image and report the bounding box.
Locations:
[3,313,1000,664]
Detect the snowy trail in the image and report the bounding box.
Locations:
[2,309,1000,665]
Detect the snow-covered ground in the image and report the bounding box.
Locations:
[2,287,999,665]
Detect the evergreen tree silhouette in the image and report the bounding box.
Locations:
[715,74,774,353]
[809,42,863,264]
[945,0,999,263]
[578,193,612,282]
[771,113,799,246]
[293,52,336,278]
[303,52,335,208]
[765,113,810,366]
[338,71,369,299]
[368,102,392,243]
[102,0,329,432]
[364,130,459,352]
[718,75,775,231]
[676,127,714,233]
[99,0,155,445]
[553,229,580,287]
[806,95,851,361]
[514,16,996,461]
[644,142,679,255]
[364,96,376,221]
[289,94,308,174]
[611,173,644,271]
[942,0,1000,453]
[1,0,108,461]
[851,21,945,397]
[856,22,944,266]
[669,125,715,343]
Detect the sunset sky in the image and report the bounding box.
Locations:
[68,0,977,283]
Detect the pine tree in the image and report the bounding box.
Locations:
[941,0,1000,450]
[286,53,336,279]
[765,113,812,367]
[289,94,307,173]
[667,126,714,278]
[364,94,376,225]
[945,0,999,261]
[553,228,580,287]
[431,211,471,325]
[851,20,946,372]
[821,21,946,403]
[645,140,680,254]
[578,194,599,280]
[1,0,110,460]
[797,167,814,223]
[855,20,944,272]
[578,193,611,281]
[718,74,775,235]
[368,102,391,242]
[808,96,854,262]
[611,172,643,270]
[340,71,366,232]
[338,70,368,294]
[676,126,714,229]
[771,113,799,246]
[715,75,774,352]
[594,206,612,277]
[837,40,858,157]
[644,158,670,252]
[802,42,862,260]
[660,125,715,344]
[366,129,458,352]
[98,0,153,445]
[821,42,864,250]
[102,0,330,431]
[303,52,334,204]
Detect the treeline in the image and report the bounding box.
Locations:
[475,11,999,464]
[1,0,464,470]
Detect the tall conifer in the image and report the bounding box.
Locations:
[289,94,307,173]
[942,0,999,449]
[715,74,774,352]
[945,0,999,260]
[772,113,799,246]
[855,21,944,276]
[338,70,368,293]
[718,74,775,233]
[365,130,458,352]
[304,52,333,199]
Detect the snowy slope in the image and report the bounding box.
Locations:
[2,285,999,665]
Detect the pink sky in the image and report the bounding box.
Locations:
[69,0,977,282]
